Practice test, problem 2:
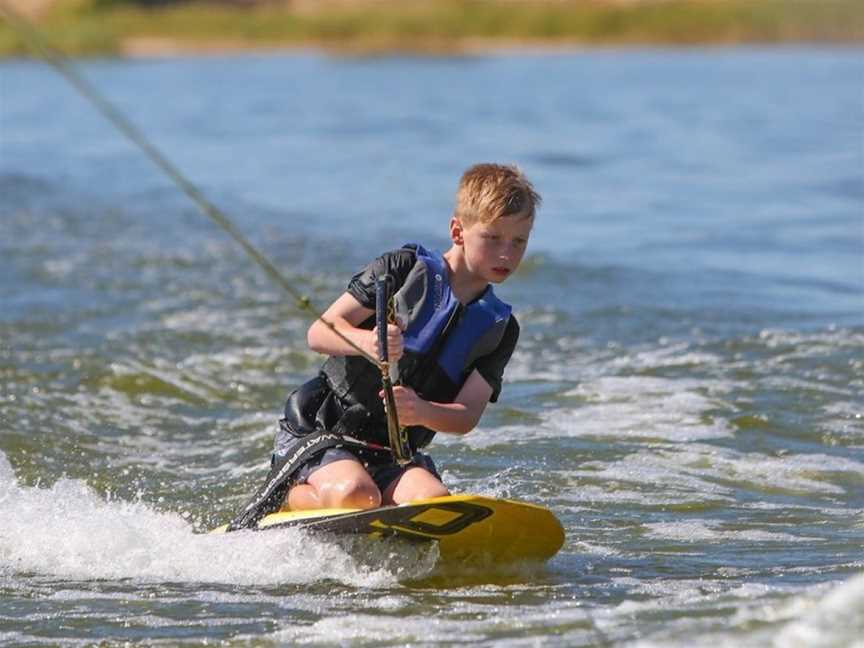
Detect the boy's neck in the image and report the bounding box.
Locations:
[442,245,488,304]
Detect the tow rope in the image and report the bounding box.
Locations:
[0,5,415,520]
[0,2,379,367]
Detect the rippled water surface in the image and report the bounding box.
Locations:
[1,49,862,646]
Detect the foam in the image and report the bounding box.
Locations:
[564,471,733,507]
[502,330,863,419]
[762,375,856,399]
[274,613,485,645]
[0,452,436,587]
[453,375,736,449]
[437,466,529,500]
[820,401,864,442]
[568,443,864,506]
[683,574,864,648]
[643,520,819,544]
[681,446,863,496]
[599,573,864,647]
[543,441,864,517]
[608,343,723,370]
[272,598,593,646]
[773,572,864,648]
[560,376,736,442]
[757,327,864,351]
[604,580,817,648]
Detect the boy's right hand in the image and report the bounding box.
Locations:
[370,323,404,363]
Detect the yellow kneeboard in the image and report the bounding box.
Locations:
[214,494,564,564]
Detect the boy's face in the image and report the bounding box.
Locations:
[452,214,533,284]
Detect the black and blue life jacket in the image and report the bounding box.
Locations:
[231,244,515,530]
[320,244,512,450]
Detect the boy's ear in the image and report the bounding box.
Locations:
[450,217,464,245]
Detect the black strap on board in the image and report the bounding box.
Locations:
[225,423,391,532]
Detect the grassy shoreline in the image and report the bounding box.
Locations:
[2,0,863,58]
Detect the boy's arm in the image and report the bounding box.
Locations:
[307,292,403,360]
[388,317,519,434]
[390,369,493,435]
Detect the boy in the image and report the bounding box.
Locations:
[228,164,539,529]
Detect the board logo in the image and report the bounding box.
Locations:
[367,502,493,538]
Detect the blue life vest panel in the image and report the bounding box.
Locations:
[319,244,513,451]
[394,245,512,384]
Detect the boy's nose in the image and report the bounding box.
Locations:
[500,241,518,256]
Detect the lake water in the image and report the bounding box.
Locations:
[1,48,862,646]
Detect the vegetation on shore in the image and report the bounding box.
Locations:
[1,0,862,57]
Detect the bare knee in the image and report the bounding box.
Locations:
[318,477,381,509]
[411,483,449,500]
[285,483,318,511]
[386,468,449,505]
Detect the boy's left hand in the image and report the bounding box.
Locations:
[380,385,425,427]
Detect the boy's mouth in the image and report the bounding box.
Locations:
[491,267,511,277]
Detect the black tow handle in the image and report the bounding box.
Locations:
[375,275,411,465]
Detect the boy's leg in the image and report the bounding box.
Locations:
[287,458,381,511]
[382,466,449,506]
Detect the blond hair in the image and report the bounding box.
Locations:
[454,163,541,227]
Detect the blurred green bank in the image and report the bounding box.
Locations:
[1,0,862,57]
